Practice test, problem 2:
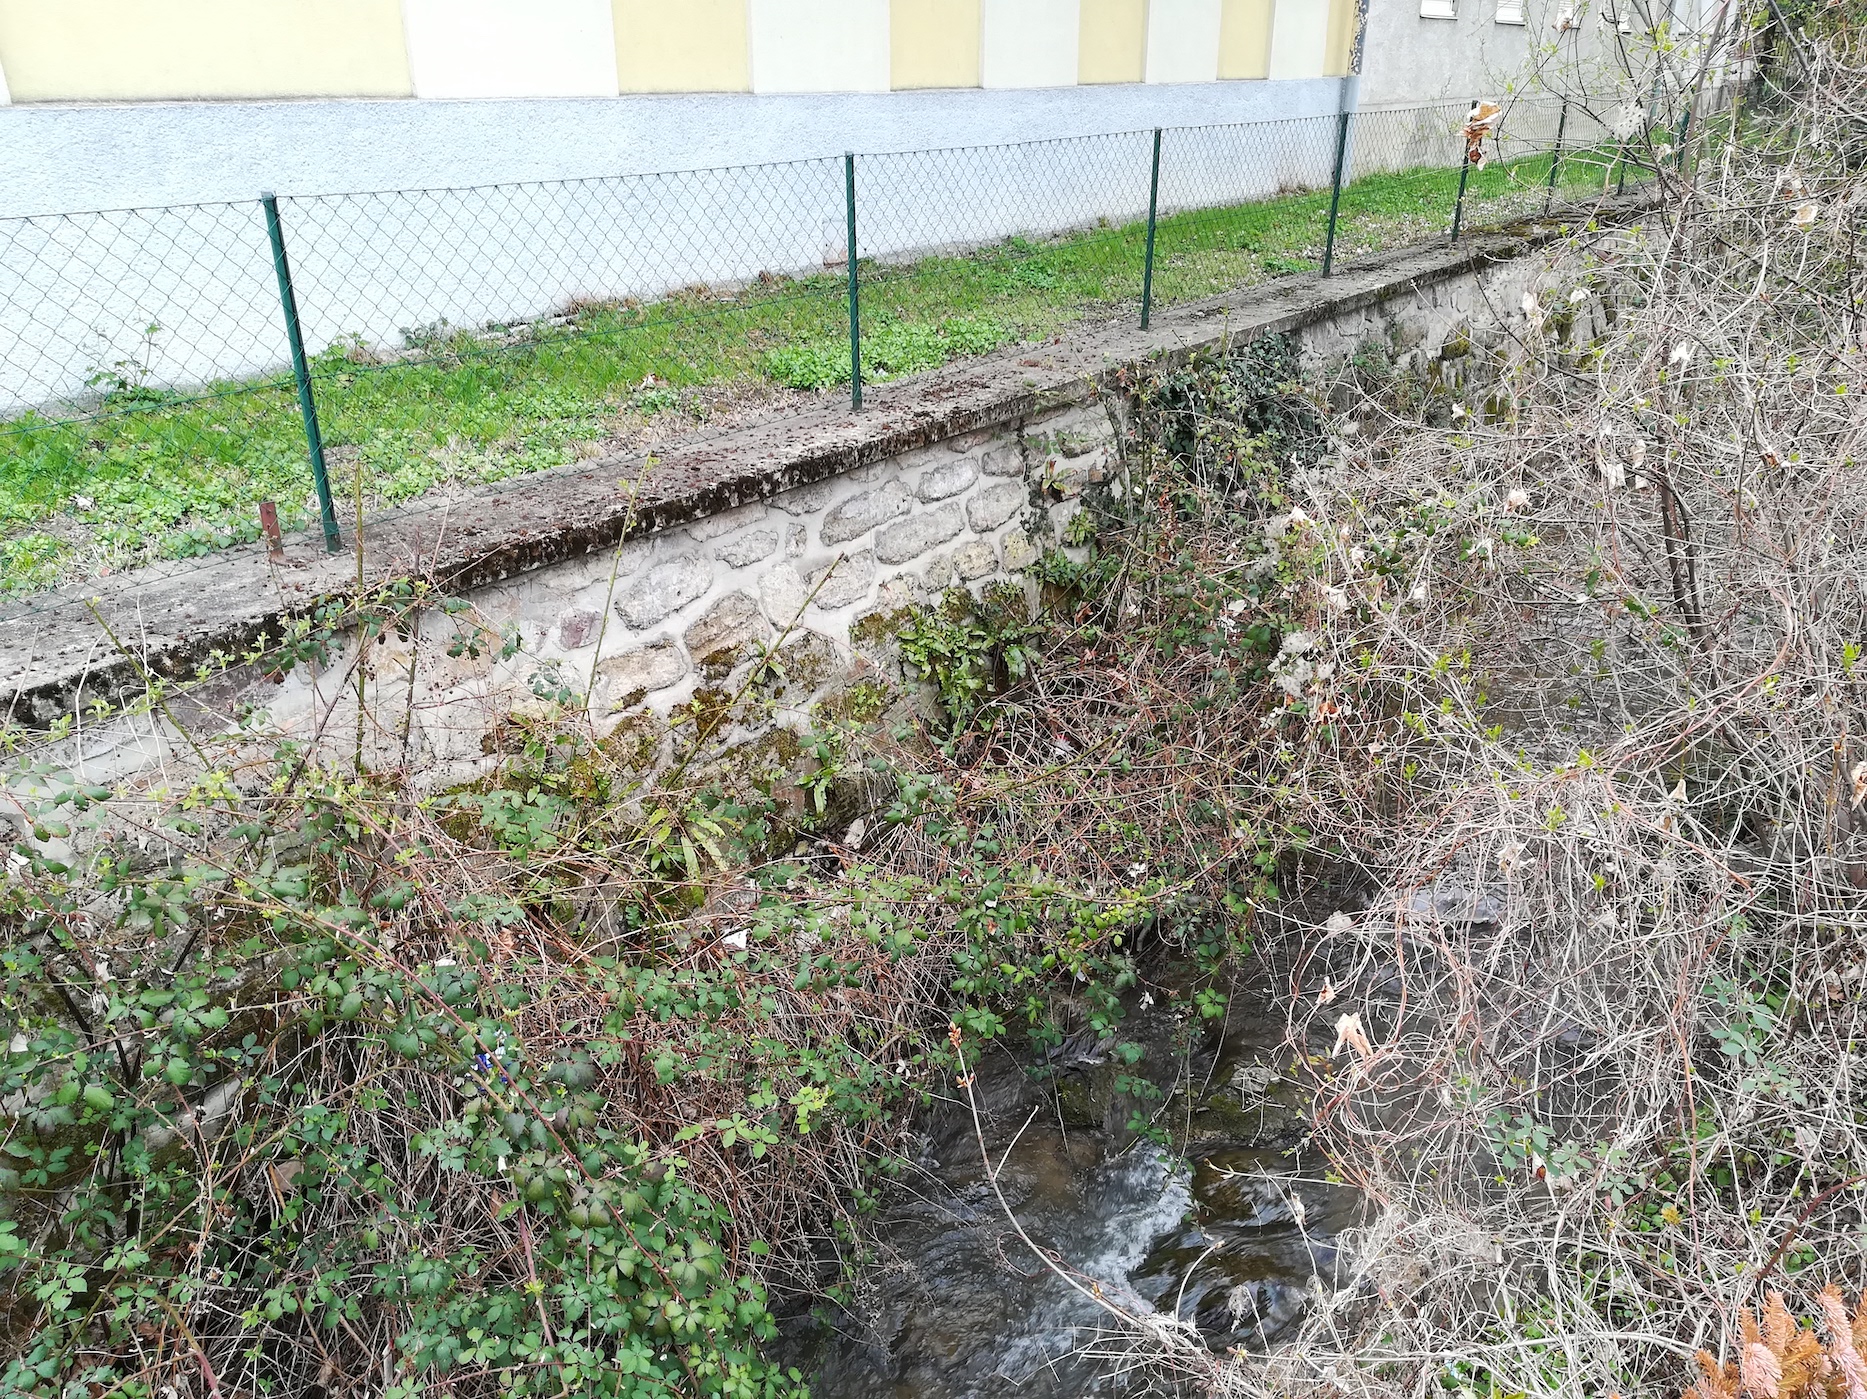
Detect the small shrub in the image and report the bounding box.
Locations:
[1133,332,1322,495]
[897,590,1035,731]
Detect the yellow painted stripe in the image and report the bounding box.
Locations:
[615,0,750,92]
[1218,0,1272,78]
[1079,0,1147,83]
[892,0,981,88]
[1324,0,1358,75]
[0,0,410,102]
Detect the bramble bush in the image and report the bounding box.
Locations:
[0,373,1320,1396]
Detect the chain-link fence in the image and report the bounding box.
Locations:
[0,95,1665,595]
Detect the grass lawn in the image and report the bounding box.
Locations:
[0,149,1627,595]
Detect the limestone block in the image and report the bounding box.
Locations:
[876,503,964,565]
[1001,531,1040,571]
[556,607,602,651]
[1049,419,1114,458]
[763,630,845,704]
[952,538,997,581]
[685,591,771,663]
[686,503,768,542]
[923,552,954,591]
[894,443,946,472]
[614,554,712,628]
[773,479,839,515]
[597,641,689,711]
[1390,318,1427,351]
[760,562,809,627]
[1048,462,1097,499]
[715,528,781,567]
[808,549,876,610]
[786,524,808,556]
[873,574,921,611]
[944,427,998,453]
[821,481,911,545]
[967,481,1025,532]
[981,444,1024,476]
[916,458,978,501]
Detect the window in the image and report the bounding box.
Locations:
[1420,0,1456,17]
[1496,0,1525,21]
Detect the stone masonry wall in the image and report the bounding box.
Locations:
[4,223,1614,802]
[252,244,1565,792]
[237,403,1121,793]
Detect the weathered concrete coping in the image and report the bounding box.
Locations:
[0,208,1624,728]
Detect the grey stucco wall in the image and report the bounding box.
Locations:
[1360,0,1535,110]
[0,79,1343,217]
[1356,0,1705,112]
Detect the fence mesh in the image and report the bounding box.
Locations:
[0,96,1672,599]
[856,130,1154,360]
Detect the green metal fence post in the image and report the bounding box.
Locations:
[261,192,340,554]
[1322,109,1352,277]
[1449,100,1476,244]
[1450,153,1474,242]
[844,153,861,412]
[1140,128,1163,330]
[1544,97,1570,213]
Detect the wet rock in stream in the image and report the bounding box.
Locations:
[785,986,1360,1398]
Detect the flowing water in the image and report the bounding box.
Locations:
[785,976,1359,1397]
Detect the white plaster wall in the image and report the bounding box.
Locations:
[749,0,891,94]
[402,0,619,99]
[980,0,1079,88]
[1146,0,1223,83]
[1267,0,1330,79]
[0,55,11,105]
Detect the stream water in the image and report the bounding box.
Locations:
[785,975,1360,1397]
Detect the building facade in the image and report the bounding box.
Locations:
[0,0,1406,217]
[0,0,1648,217]
[0,0,1363,104]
